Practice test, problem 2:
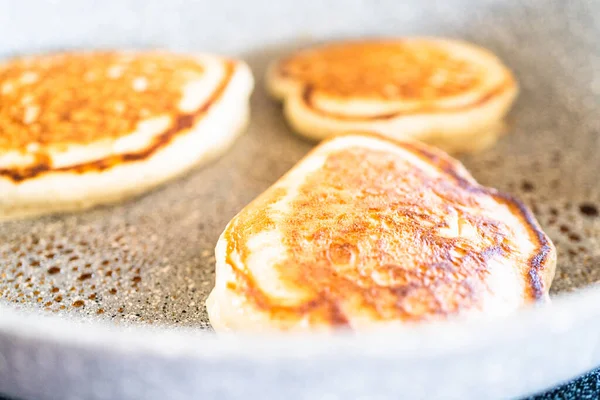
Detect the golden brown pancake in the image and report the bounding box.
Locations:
[0,51,254,220]
[206,133,555,332]
[266,38,517,153]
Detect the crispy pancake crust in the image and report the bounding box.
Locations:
[278,40,511,116]
[266,38,518,153]
[0,51,254,220]
[0,52,236,182]
[207,133,555,331]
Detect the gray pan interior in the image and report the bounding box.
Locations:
[0,0,599,399]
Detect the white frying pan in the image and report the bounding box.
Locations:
[0,0,599,398]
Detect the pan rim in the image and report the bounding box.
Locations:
[0,285,599,359]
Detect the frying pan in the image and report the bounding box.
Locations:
[1,0,599,398]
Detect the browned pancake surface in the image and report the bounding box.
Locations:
[224,138,552,328]
[280,40,483,101]
[0,52,205,151]
[0,52,235,182]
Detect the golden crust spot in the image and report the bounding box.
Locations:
[0,52,205,152]
[280,40,483,100]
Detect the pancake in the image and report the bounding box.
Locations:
[206,133,556,332]
[0,51,253,220]
[266,38,518,153]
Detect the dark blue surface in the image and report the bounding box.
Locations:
[0,369,598,400]
[528,368,600,400]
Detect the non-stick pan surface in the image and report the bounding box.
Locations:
[0,1,599,399]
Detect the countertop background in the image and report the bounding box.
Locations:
[529,368,600,399]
